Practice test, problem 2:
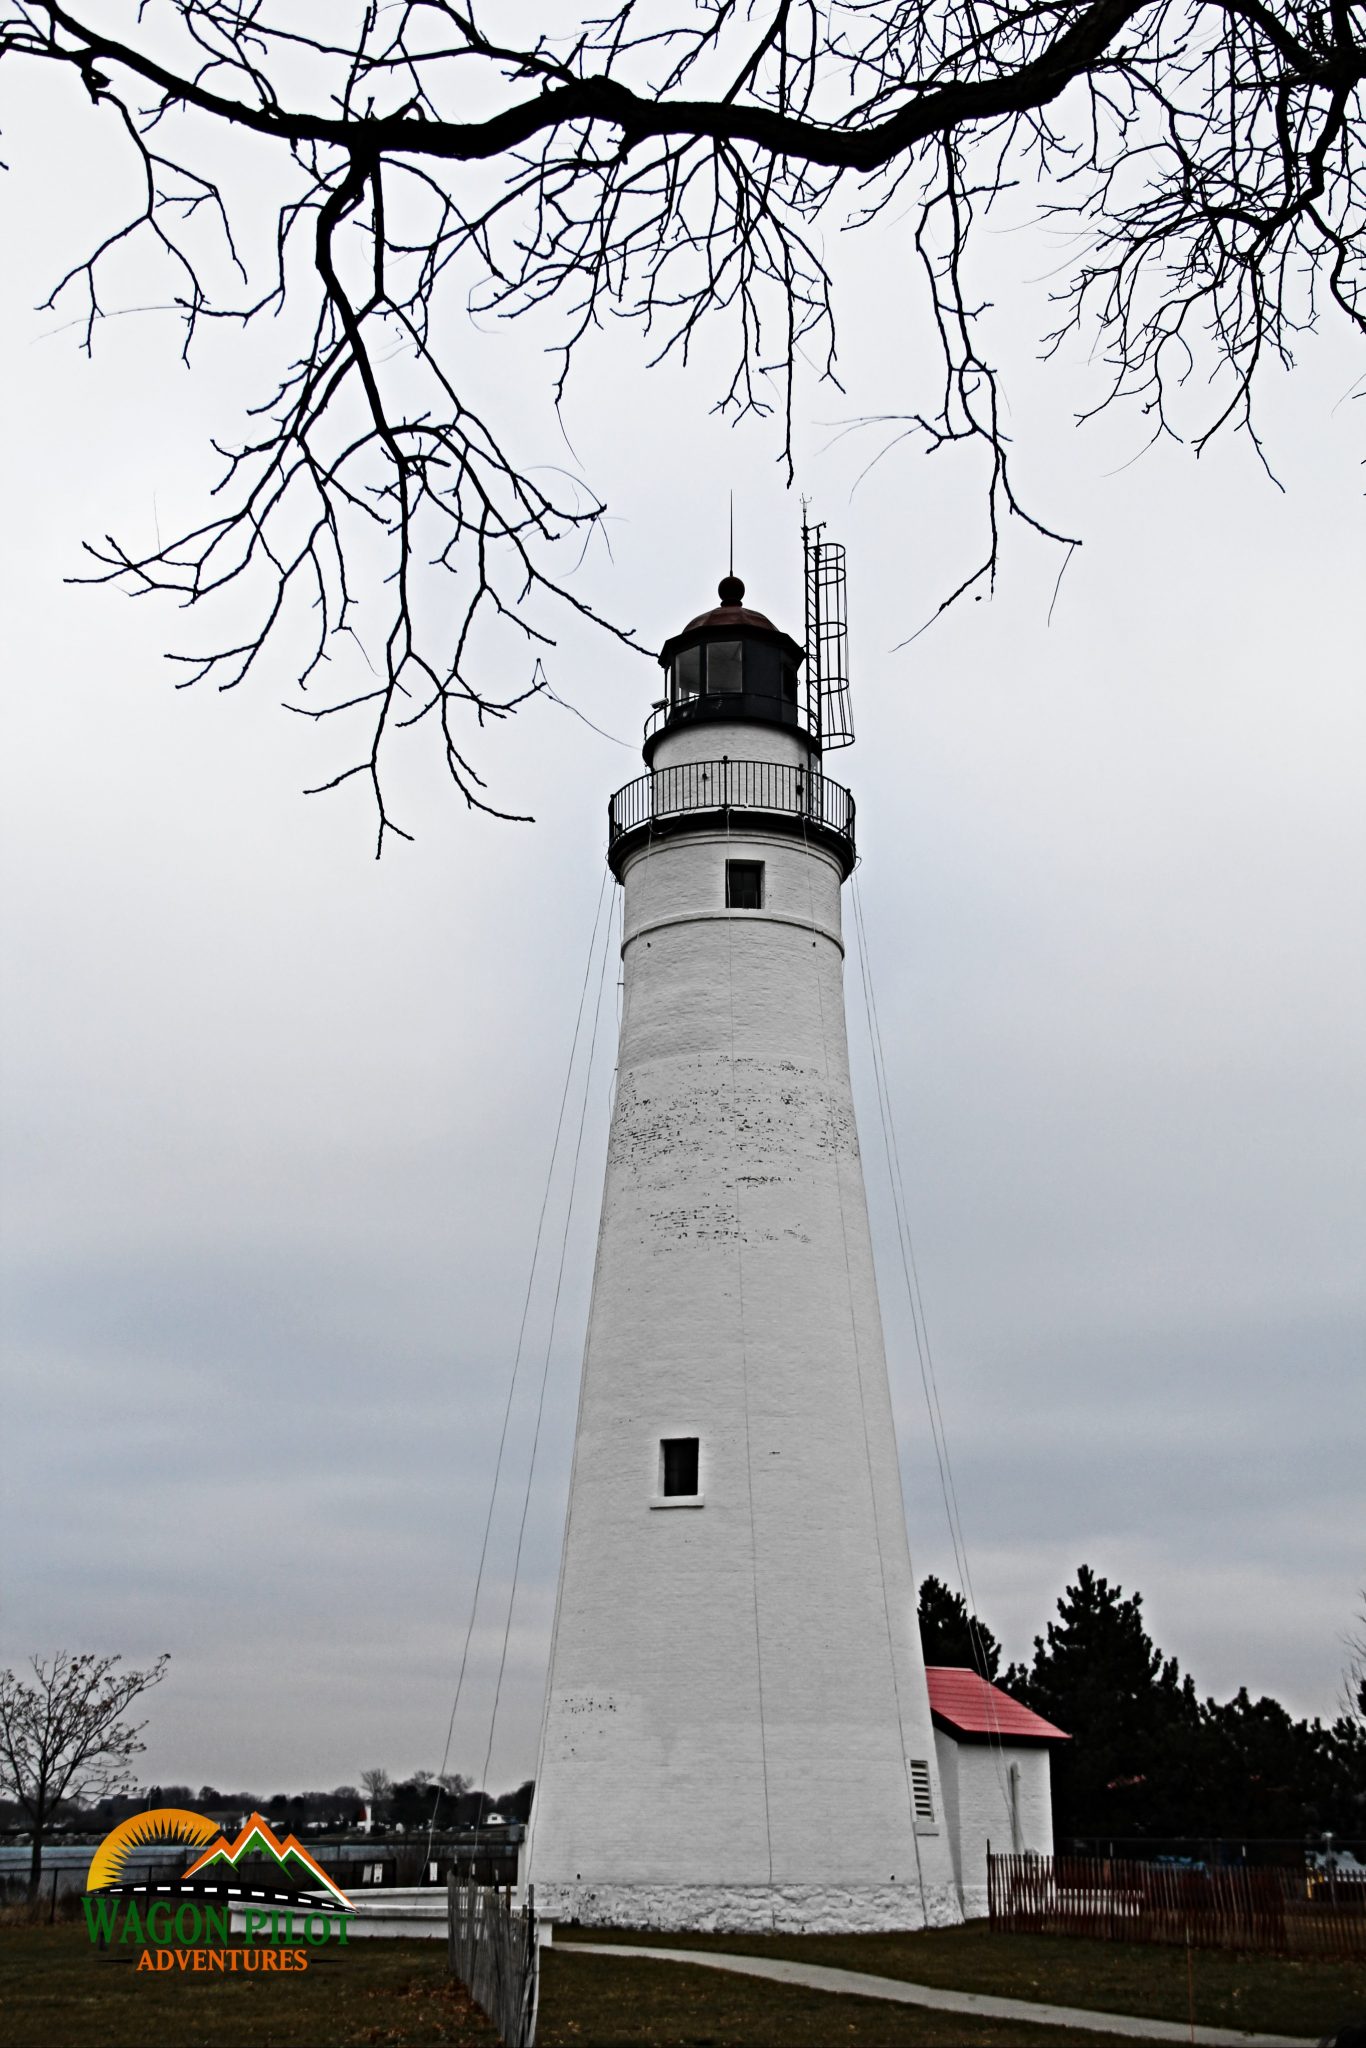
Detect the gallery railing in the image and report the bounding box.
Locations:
[608,757,855,869]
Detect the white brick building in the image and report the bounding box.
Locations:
[926,1666,1069,1918]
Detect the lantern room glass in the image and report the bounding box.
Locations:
[706,640,743,694]
[672,645,701,703]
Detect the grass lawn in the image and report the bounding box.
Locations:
[538,1947,1149,2044]
[552,1919,1364,2038]
[0,1922,1159,2048]
[0,1927,495,2048]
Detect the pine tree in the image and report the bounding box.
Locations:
[917,1576,1002,1680]
[1011,1565,1200,1842]
[1008,1568,1366,1845]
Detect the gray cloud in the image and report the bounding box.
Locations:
[1,70,1362,1793]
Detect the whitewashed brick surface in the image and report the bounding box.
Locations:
[534,1880,963,1934]
[933,1733,1056,1919]
[530,748,961,1932]
[651,718,815,773]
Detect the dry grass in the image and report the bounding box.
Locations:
[2,1917,1358,2046]
[538,1946,1136,2045]
[0,1923,1133,2048]
[0,1927,496,2047]
[551,1919,1361,2038]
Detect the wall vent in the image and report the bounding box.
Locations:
[909,1758,935,1823]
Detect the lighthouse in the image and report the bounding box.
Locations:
[529,564,962,1933]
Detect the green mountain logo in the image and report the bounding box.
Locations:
[179,1813,352,1907]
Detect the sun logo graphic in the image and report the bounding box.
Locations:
[85,1806,220,1893]
[87,1806,352,1907]
[83,1807,354,1971]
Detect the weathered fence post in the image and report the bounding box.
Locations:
[985,1853,1364,1959]
[446,1873,539,2047]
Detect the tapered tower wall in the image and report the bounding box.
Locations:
[650,718,815,772]
[529,696,961,1931]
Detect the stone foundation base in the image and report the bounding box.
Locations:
[534,1881,963,1935]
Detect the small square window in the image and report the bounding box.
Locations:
[726,860,764,910]
[661,1437,700,1497]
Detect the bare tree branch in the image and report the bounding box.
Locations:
[1,2,1360,840]
[0,1651,170,1900]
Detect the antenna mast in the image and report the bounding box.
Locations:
[802,515,854,751]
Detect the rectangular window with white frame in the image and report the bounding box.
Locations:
[653,1436,703,1506]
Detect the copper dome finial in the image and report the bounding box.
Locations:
[717,573,745,605]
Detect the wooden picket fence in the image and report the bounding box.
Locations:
[447,1877,539,2047]
[988,1852,1366,1958]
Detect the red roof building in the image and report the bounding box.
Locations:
[924,1668,1068,1915]
[925,1667,1069,1748]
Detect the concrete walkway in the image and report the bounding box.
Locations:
[558,1940,1316,2047]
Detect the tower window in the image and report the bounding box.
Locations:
[726,860,764,910]
[706,640,743,694]
[660,1437,700,1497]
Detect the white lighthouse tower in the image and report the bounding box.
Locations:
[529,563,961,1934]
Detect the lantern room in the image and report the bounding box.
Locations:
[646,574,816,763]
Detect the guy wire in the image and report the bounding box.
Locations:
[800,810,929,1922]
[470,889,619,1845]
[849,871,1012,1779]
[426,866,613,1859]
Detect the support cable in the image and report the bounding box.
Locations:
[524,799,664,1886]
[469,892,619,1852]
[528,860,643,1884]
[848,871,1012,1786]
[425,868,612,1860]
[799,814,930,1922]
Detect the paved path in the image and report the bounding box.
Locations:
[557,1940,1315,2047]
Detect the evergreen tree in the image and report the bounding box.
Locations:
[1009,1566,1366,1845]
[1012,1564,1201,1842]
[917,1576,1002,1680]
[1196,1690,1366,1840]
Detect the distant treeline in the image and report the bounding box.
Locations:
[918,1564,1366,1844]
[0,1773,535,1839]
[8,1565,1360,1852]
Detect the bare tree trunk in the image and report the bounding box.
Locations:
[27,1823,44,1906]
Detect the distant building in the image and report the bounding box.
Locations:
[926,1667,1069,1916]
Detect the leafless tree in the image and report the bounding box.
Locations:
[1346,1593,1366,1727]
[1,4,1360,846]
[0,1650,169,1900]
[359,1765,392,1815]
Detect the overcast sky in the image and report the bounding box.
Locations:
[1,58,1363,1800]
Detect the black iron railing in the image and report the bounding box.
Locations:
[608,757,855,868]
